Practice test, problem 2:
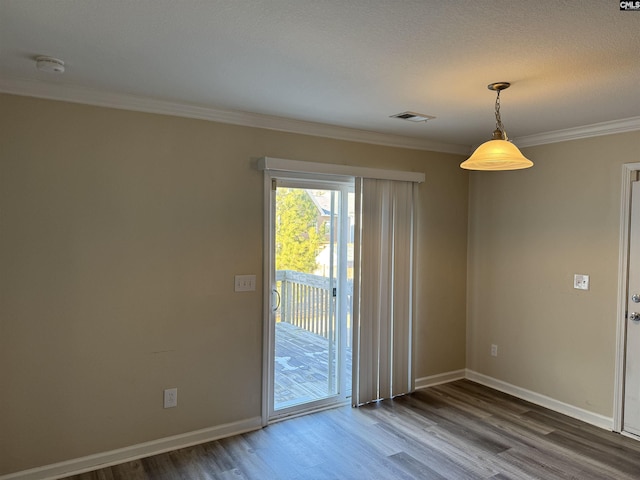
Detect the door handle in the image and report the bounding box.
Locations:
[629,312,640,321]
[632,294,640,303]
[273,288,281,312]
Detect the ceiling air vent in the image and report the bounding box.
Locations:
[390,111,436,122]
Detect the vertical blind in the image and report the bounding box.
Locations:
[258,157,423,412]
[352,178,416,406]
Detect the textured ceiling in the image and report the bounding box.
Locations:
[1,0,639,150]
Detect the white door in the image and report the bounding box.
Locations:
[624,179,640,436]
[265,176,354,421]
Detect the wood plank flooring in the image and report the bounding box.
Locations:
[63,380,640,479]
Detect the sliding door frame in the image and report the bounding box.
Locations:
[262,172,353,423]
[259,157,424,425]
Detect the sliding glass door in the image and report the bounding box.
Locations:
[267,177,354,420]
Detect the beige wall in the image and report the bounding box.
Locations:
[467,131,640,417]
[0,94,468,474]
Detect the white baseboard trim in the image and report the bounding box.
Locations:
[415,369,466,390]
[0,416,262,480]
[3,371,616,478]
[465,370,613,431]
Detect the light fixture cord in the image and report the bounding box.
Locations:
[495,90,508,140]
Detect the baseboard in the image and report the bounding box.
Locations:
[415,369,466,390]
[0,416,262,480]
[465,370,613,431]
[4,371,615,478]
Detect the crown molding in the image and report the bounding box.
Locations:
[4,75,637,153]
[514,116,640,148]
[0,75,468,155]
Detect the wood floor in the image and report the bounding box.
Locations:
[63,380,640,480]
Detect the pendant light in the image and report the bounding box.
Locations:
[460,82,533,171]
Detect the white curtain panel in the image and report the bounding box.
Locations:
[353,178,416,406]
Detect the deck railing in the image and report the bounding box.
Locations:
[276,270,352,347]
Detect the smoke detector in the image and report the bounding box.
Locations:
[390,111,436,123]
[36,56,65,74]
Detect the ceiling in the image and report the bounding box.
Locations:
[1,0,640,153]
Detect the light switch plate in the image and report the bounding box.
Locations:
[235,274,256,292]
[574,274,590,290]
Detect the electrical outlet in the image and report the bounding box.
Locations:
[574,274,589,290]
[491,344,498,357]
[164,388,177,408]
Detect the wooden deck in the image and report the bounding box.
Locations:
[274,321,352,409]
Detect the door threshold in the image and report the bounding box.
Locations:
[268,399,350,425]
[621,430,640,441]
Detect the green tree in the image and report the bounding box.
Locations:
[276,188,321,273]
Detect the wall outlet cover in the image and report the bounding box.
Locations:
[164,388,177,408]
[574,274,590,290]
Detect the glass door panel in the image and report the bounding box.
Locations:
[268,178,354,420]
[273,186,339,411]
